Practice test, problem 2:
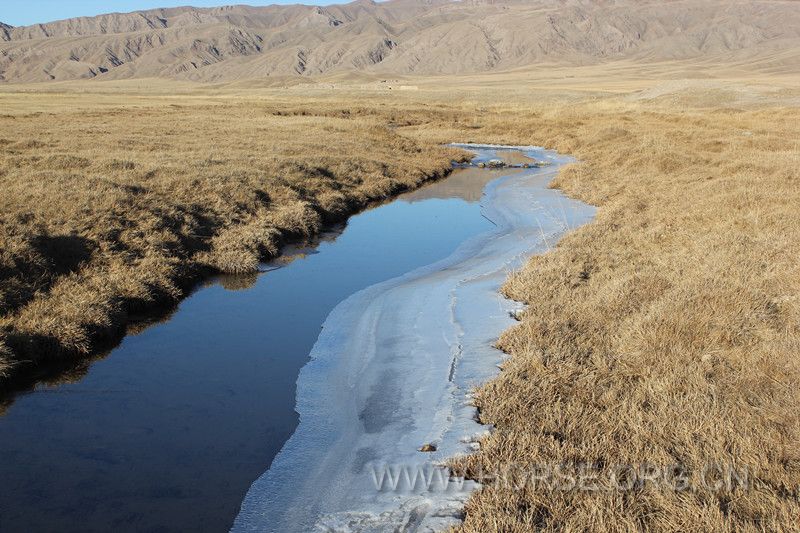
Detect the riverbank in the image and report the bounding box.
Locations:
[0,97,466,390]
[0,165,500,532]
[442,88,800,531]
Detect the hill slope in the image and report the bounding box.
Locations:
[1,0,799,82]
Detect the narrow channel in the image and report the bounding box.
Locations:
[234,146,595,532]
[0,152,515,532]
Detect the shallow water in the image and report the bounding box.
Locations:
[0,168,505,532]
[234,146,595,532]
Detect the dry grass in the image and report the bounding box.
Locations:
[433,93,800,531]
[0,94,464,382]
[0,75,798,529]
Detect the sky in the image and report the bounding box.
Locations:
[2,0,338,27]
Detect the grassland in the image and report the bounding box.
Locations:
[1,71,799,529]
[0,90,465,385]
[440,88,800,532]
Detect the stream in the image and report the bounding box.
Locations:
[0,145,594,532]
[234,145,595,531]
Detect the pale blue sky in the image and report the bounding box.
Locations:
[2,1,337,27]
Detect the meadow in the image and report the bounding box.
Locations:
[0,89,464,383]
[441,85,800,532]
[1,72,798,529]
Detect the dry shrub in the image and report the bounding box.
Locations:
[316,190,352,219]
[267,201,322,238]
[100,159,136,171]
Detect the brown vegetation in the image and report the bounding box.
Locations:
[1,71,798,529]
[0,94,463,384]
[441,92,800,531]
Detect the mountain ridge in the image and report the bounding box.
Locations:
[1,0,798,83]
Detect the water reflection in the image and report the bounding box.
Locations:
[401,167,521,203]
[0,166,499,533]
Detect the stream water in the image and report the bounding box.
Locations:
[0,156,515,532]
[233,145,594,532]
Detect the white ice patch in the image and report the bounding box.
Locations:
[232,146,595,533]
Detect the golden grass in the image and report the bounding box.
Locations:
[1,75,798,529]
[0,95,464,381]
[433,94,800,531]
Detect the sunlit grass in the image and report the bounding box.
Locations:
[0,77,798,529]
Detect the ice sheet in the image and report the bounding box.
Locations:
[232,146,595,532]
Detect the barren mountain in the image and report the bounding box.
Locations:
[1,0,798,83]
